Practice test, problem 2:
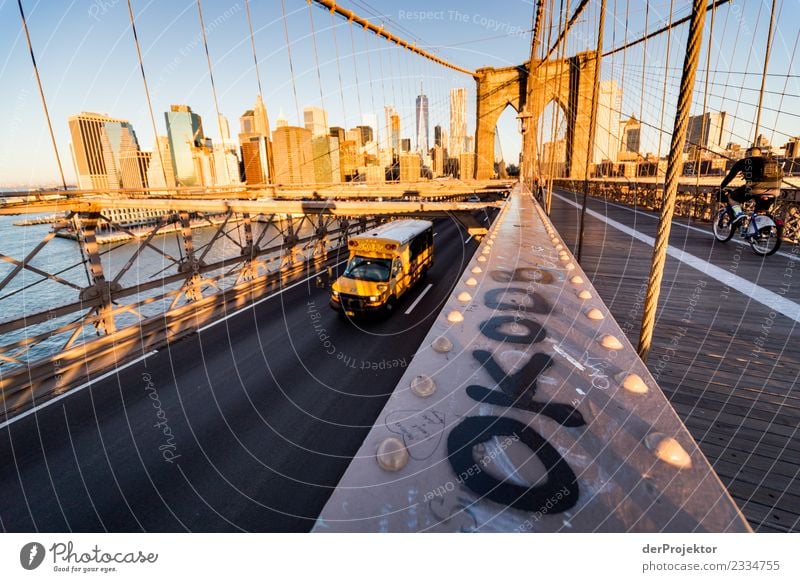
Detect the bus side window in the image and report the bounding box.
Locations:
[392,259,402,277]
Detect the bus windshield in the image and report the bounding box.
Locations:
[343,256,391,282]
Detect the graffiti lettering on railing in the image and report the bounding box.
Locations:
[445,269,583,516]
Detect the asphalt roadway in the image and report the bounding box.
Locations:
[0,216,481,532]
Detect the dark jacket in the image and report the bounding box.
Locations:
[720,155,782,195]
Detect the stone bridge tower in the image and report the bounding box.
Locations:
[474,51,598,181]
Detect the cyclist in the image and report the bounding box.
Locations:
[719,146,783,234]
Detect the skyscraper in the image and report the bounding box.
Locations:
[384,105,398,153]
[68,112,140,190]
[312,136,341,184]
[390,112,401,155]
[449,88,467,157]
[240,136,269,185]
[147,136,176,191]
[119,150,150,190]
[416,84,429,153]
[272,125,314,185]
[355,125,374,145]
[686,112,729,154]
[303,106,329,138]
[434,124,443,148]
[253,94,271,135]
[620,116,641,154]
[361,113,379,145]
[165,105,205,187]
[592,80,622,163]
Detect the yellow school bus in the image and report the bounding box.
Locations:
[330,219,434,316]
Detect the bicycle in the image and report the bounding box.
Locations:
[712,189,784,256]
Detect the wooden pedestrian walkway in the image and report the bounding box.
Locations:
[550,188,800,532]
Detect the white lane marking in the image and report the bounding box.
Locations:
[593,195,797,260]
[433,232,439,237]
[0,350,159,431]
[554,191,800,323]
[464,235,473,244]
[197,261,347,333]
[404,283,433,315]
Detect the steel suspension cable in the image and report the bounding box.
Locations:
[244,0,263,96]
[280,0,302,125]
[307,1,327,111]
[577,0,606,263]
[125,0,169,191]
[329,10,349,126]
[196,0,232,185]
[545,0,570,215]
[349,22,365,127]
[244,0,274,182]
[753,0,778,144]
[655,0,676,167]
[638,0,709,362]
[17,0,67,191]
[693,0,717,205]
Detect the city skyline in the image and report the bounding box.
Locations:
[65,82,480,189]
[1,1,797,187]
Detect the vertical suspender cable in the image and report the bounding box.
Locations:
[330,11,348,127]
[17,0,67,191]
[281,0,302,125]
[753,0,777,145]
[638,0,649,177]
[307,3,327,111]
[196,0,231,185]
[535,0,556,190]
[126,0,169,191]
[245,0,275,182]
[544,0,569,215]
[576,0,606,263]
[349,22,365,125]
[655,0,675,172]
[637,0,709,362]
[245,0,263,95]
[693,0,716,214]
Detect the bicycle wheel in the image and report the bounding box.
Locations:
[749,218,782,256]
[712,206,735,242]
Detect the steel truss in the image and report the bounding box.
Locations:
[0,208,380,416]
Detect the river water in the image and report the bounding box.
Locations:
[0,212,320,368]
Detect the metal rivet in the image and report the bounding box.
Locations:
[376,437,409,471]
[586,308,604,320]
[457,291,472,302]
[570,276,584,285]
[410,375,436,397]
[622,373,649,394]
[471,266,482,274]
[565,263,575,270]
[645,433,692,469]
[556,244,564,251]
[465,277,478,286]
[432,336,453,353]
[482,248,491,255]
[577,290,592,300]
[477,256,487,262]
[600,334,623,350]
[447,310,464,323]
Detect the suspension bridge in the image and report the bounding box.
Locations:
[0,0,798,533]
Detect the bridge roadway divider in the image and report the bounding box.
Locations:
[314,185,751,532]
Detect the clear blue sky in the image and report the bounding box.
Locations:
[0,0,796,187]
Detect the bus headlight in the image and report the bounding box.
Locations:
[369,296,379,302]
[377,284,388,292]
[332,290,339,298]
